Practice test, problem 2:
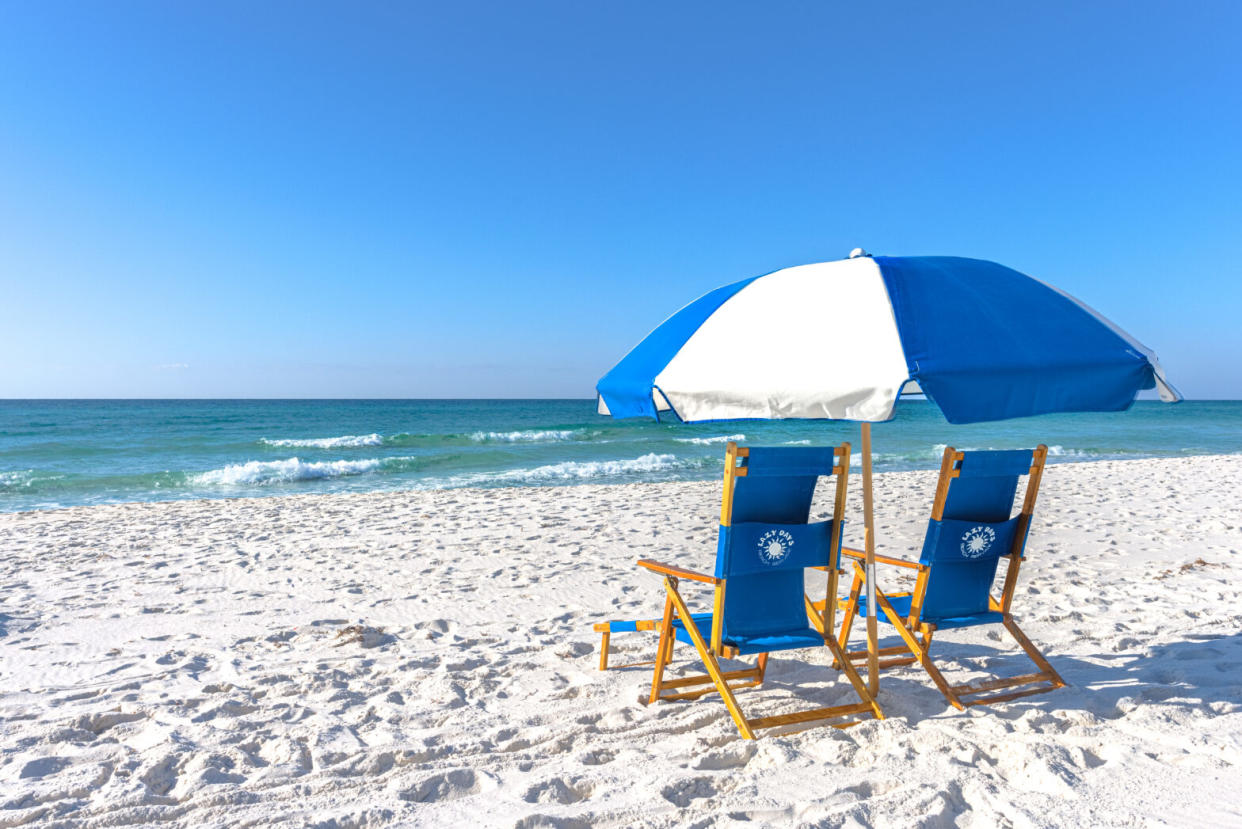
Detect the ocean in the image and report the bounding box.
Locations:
[0,399,1238,513]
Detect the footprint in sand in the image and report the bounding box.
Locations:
[692,743,757,770]
[75,710,146,735]
[397,769,480,803]
[18,757,73,779]
[660,776,718,807]
[513,816,591,829]
[522,777,595,804]
[578,748,615,766]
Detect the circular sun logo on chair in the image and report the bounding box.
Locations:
[757,529,794,565]
[960,525,996,558]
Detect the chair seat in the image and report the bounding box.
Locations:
[852,595,1004,630]
[672,615,825,655]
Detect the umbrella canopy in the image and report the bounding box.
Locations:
[595,252,1179,696]
[597,254,1179,425]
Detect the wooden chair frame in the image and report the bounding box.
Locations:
[638,442,883,739]
[822,444,1065,709]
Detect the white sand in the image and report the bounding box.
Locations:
[1,455,1240,827]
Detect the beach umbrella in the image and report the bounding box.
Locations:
[595,251,1179,692]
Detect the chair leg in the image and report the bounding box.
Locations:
[948,647,1063,705]
[834,573,863,668]
[875,609,1062,709]
[648,580,880,739]
[920,659,963,709]
[824,635,884,720]
[874,591,964,710]
[649,596,676,705]
[914,653,962,709]
[599,630,611,671]
[825,577,1062,710]
[663,578,756,739]
[1003,615,1065,687]
[940,617,1064,707]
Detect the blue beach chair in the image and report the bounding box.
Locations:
[635,442,883,739]
[829,445,1066,709]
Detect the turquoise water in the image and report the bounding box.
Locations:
[0,399,1238,512]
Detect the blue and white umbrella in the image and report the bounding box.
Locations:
[598,252,1177,424]
[596,251,1179,688]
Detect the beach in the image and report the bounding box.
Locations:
[1,454,1240,827]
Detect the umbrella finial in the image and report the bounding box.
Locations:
[849,247,870,259]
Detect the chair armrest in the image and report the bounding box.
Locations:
[841,546,921,570]
[636,559,720,584]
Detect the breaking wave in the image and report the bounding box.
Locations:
[467,429,585,443]
[492,453,681,481]
[257,429,595,450]
[0,470,37,489]
[431,453,708,488]
[191,456,405,486]
[675,434,746,445]
[931,443,1092,459]
[261,434,385,449]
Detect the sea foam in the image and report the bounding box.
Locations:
[495,453,680,481]
[0,470,35,489]
[260,434,385,449]
[436,453,687,488]
[468,429,582,443]
[675,434,746,445]
[192,457,390,486]
[931,443,1091,459]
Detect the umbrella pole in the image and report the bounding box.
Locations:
[860,422,880,695]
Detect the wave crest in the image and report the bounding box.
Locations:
[495,453,680,481]
[435,453,694,487]
[0,470,36,489]
[932,443,1092,460]
[675,434,746,445]
[468,429,582,443]
[261,434,384,449]
[192,457,393,486]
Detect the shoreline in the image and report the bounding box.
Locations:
[4,398,1237,514]
[1,454,1239,825]
[4,450,1240,518]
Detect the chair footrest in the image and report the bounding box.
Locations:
[749,701,874,730]
[952,671,1053,697]
[602,659,656,670]
[658,678,764,702]
[660,667,761,691]
[877,656,917,669]
[841,654,919,669]
[963,682,1061,706]
[844,645,914,659]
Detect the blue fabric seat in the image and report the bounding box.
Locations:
[854,594,1004,630]
[671,614,827,655]
[670,613,714,643]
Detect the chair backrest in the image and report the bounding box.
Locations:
[916,446,1046,621]
[713,444,847,641]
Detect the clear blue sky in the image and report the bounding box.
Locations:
[1,2,1238,398]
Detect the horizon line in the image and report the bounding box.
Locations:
[0,397,1229,403]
